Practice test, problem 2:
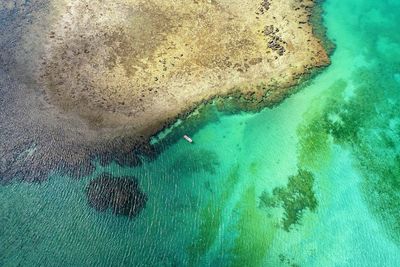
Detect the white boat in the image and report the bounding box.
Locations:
[183,135,193,143]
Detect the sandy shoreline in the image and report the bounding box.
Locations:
[0,0,329,182]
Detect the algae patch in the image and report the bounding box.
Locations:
[171,149,220,176]
[297,80,350,169]
[229,186,276,267]
[296,63,400,243]
[260,169,317,232]
[188,166,240,265]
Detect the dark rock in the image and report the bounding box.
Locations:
[86,173,147,217]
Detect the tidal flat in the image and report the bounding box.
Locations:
[0,0,327,182]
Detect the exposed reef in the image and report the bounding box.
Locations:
[86,173,147,217]
[35,0,328,133]
[0,0,329,182]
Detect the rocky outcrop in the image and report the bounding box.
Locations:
[0,0,330,182]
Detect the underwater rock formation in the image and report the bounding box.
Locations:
[260,169,317,231]
[86,174,147,217]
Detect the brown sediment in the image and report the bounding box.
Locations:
[31,0,329,137]
[0,0,329,182]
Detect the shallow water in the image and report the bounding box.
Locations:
[1,0,400,266]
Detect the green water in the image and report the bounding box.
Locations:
[1,0,400,266]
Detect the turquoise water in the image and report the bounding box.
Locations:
[1,0,400,266]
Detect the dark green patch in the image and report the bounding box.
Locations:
[297,61,400,243]
[171,148,219,175]
[260,169,317,232]
[188,166,240,265]
[296,80,350,168]
[279,254,301,267]
[230,186,275,267]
